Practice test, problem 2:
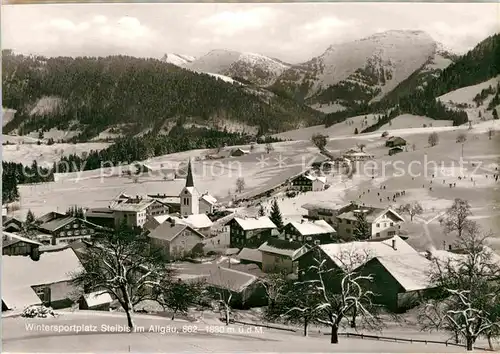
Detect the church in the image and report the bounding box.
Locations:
[179,160,217,216]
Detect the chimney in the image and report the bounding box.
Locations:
[392,239,397,250]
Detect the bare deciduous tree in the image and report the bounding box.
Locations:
[398,202,424,222]
[456,133,467,144]
[311,133,328,151]
[419,223,500,350]
[443,198,473,239]
[428,132,439,147]
[236,177,245,193]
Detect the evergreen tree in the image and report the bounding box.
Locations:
[258,205,265,217]
[493,108,498,120]
[26,209,36,224]
[353,212,370,240]
[354,128,359,135]
[269,199,284,231]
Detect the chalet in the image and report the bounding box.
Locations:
[2,231,42,259]
[203,266,267,309]
[78,291,113,311]
[389,146,404,156]
[36,211,67,224]
[301,202,353,226]
[147,218,205,261]
[385,136,407,148]
[342,151,374,161]
[227,216,277,248]
[237,248,263,268]
[336,206,405,240]
[283,219,336,245]
[2,216,24,232]
[37,215,104,245]
[199,192,217,214]
[230,148,250,157]
[2,248,84,311]
[290,173,327,192]
[296,236,434,311]
[258,238,309,274]
[148,195,181,214]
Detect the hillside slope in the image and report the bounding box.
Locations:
[1,51,321,141]
[272,30,450,109]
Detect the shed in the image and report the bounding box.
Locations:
[385,136,407,148]
[389,147,404,156]
[79,291,113,311]
[237,248,263,268]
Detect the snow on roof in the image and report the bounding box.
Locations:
[200,193,217,205]
[288,220,335,236]
[315,176,327,184]
[233,216,277,231]
[319,236,419,271]
[2,248,84,310]
[375,253,434,291]
[110,198,154,212]
[153,214,171,225]
[237,248,263,263]
[83,291,113,307]
[204,266,258,293]
[2,231,43,247]
[337,207,404,223]
[301,201,346,211]
[258,238,308,259]
[225,248,240,256]
[175,214,213,229]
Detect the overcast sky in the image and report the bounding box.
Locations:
[2,3,498,63]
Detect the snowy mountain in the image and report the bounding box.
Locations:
[185,49,291,86]
[272,30,452,109]
[161,53,195,66]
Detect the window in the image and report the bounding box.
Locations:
[65,225,70,230]
[388,231,396,236]
[60,231,66,236]
[67,231,73,236]
[74,230,80,236]
[314,240,320,245]
[346,228,351,234]
[306,236,312,241]
[73,224,78,228]
[346,220,351,225]
[390,222,394,227]
[376,223,380,228]
[298,236,303,241]
[376,232,380,237]
[292,235,297,240]
[82,229,87,235]
[384,223,387,228]
[89,229,94,234]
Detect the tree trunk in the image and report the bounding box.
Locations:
[487,335,493,350]
[171,311,176,320]
[125,307,135,332]
[225,305,230,326]
[466,336,473,351]
[303,318,308,337]
[455,332,459,344]
[121,287,135,332]
[330,324,339,344]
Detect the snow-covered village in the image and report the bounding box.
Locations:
[2,2,500,353]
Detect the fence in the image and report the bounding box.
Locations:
[323,331,493,351]
[230,319,297,333]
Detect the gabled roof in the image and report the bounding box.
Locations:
[36,211,66,224]
[2,231,43,247]
[147,220,204,242]
[174,214,213,229]
[287,220,335,236]
[317,236,419,271]
[258,238,309,260]
[200,193,217,205]
[38,216,103,233]
[301,201,350,212]
[337,207,404,223]
[370,254,434,292]
[204,266,258,293]
[2,248,84,310]
[231,216,277,231]
[237,248,263,264]
[110,198,155,212]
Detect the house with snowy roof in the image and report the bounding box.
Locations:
[37,215,105,245]
[237,248,263,269]
[301,201,353,225]
[336,205,404,240]
[199,192,218,214]
[110,195,170,228]
[290,172,327,192]
[2,216,24,233]
[203,266,267,308]
[296,236,435,311]
[226,216,277,248]
[2,248,84,311]
[258,238,309,274]
[283,219,336,245]
[2,231,42,259]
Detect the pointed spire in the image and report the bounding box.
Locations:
[185,159,194,187]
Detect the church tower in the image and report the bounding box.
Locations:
[179,159,199,216]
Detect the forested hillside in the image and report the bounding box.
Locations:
[325,33,499,128]
[2,51,322,140]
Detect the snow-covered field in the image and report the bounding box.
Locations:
[2,108,17,126]
[3,311,493,353]
[377,114,452,131]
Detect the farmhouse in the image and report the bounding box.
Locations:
[283,219,336,245]
[258,238,309,274]
[172,214,213,236]
[84,207,115,229]
[37,215,104,245]
[2,216,24,232]
[389,146,404,156]
[290,173,327,192]
[227,216,277,248]
[203,266,267,308]
[230,148,250,157]
[146,218,205,261]
[2,231,42,259]
[148,195,181,214]
[296,236,433,311]
[2,248,84,311]
[336,206,404,240]
[199,192,218,214]
[385,136,407,148]
[237,248,263,268]
[36,211,67,224]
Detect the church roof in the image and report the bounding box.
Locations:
[185,160,194,187]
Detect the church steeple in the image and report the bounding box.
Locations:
[185,159,194,187]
